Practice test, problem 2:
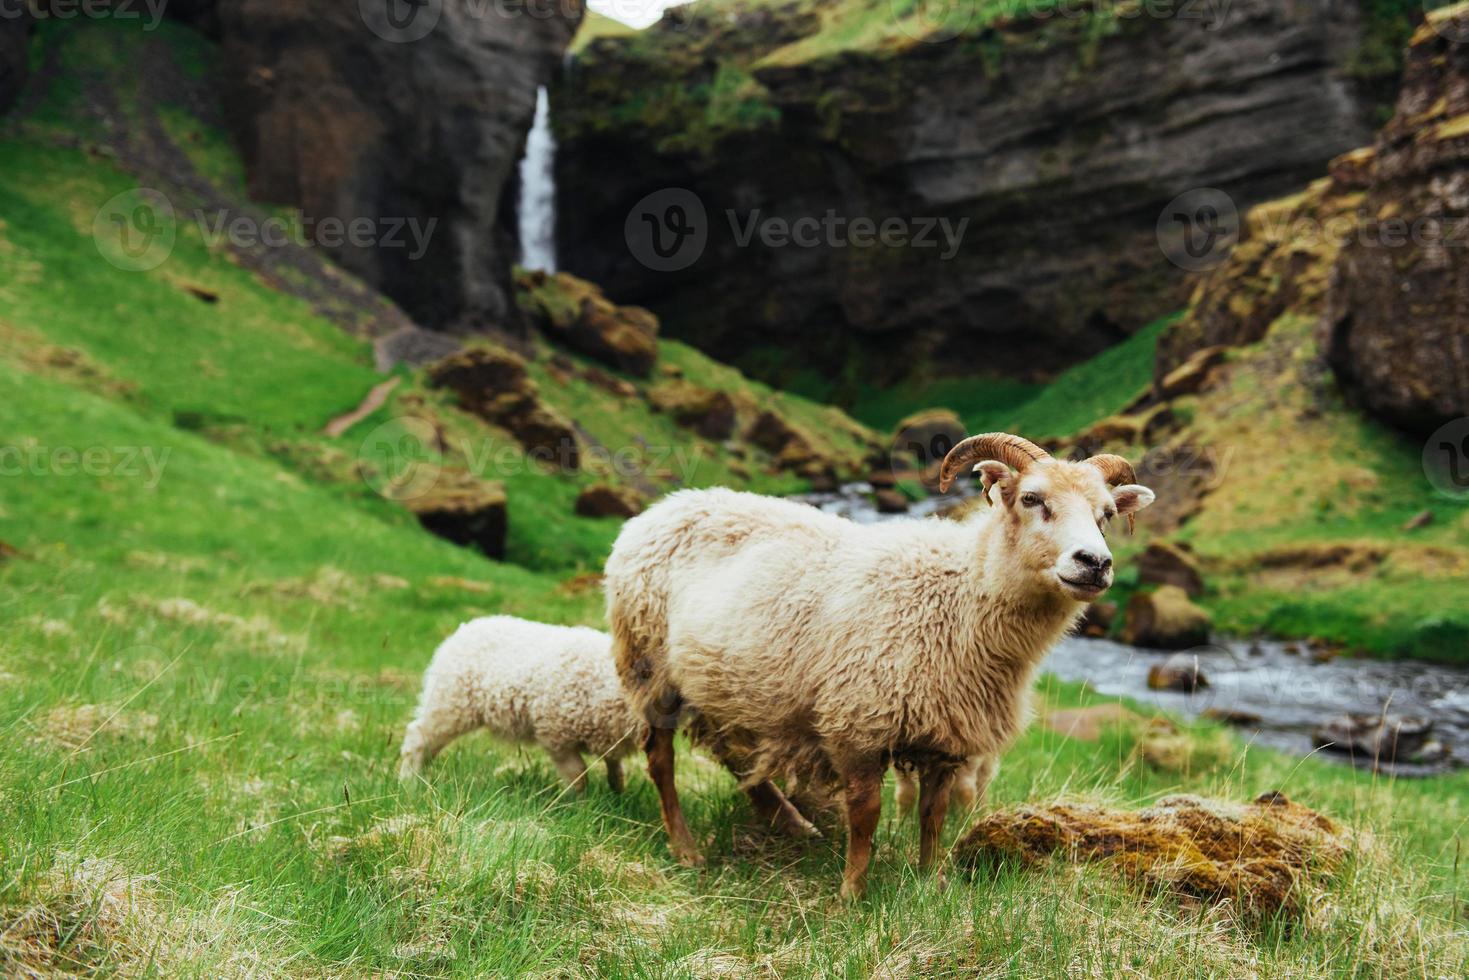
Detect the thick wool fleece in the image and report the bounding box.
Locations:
[399,616,643,786]
[605,488,1084,787]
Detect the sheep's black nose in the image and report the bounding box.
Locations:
[1073,550,1112,572]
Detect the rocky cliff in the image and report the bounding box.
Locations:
[1326,7,1469,433]
[555,0,1384,388]
[213,0,582,334]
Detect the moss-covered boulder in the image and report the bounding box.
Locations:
[404,469,508,560]
[647,380,737,439]
[574,484,645,519]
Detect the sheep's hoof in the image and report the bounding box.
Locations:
[839,878,866,902]
[673,846,706,868]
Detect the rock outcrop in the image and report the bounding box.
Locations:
[0,5,27,114]
[575,483,645,518]
[427,346,580,470]
[517,269,660,377]
[647,380,737,439]
[215,0,582,334]
[556,0,1378,387]
[1326,7,1469,434]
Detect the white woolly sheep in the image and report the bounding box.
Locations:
[399,616,643,792]
[604,432,1155,897]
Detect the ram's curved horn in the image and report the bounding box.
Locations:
[937,433,1050,493]
[1084,453,1137,487]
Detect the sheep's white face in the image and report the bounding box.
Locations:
[981,460,1155,602]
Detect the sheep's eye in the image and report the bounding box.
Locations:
[1021,493,1043,508]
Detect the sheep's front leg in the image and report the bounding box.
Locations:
[918,764,956,871]
[838,759,885,901]
[646,727,704,867]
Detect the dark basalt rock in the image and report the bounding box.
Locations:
[556,0,1376,387]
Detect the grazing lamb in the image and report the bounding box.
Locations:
[605,432,1154,897]
[399,616,643,792]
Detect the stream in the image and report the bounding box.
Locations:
[793,483,1469,775]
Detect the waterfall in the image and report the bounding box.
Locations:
[517,86,557,273]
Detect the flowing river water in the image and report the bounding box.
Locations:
[792,482,1469,775]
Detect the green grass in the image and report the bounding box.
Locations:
[850,314,1173,438]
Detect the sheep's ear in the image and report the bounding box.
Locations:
[971,460,1011,506]
[1111,484,1155,533]
[1111,484,1155,515]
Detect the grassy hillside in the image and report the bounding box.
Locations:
[848,315,1174,439]
[2,16,1468,978]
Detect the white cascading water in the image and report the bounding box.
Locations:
[517,86,558,272]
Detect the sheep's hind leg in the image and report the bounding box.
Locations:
[549,747,588,794]
[744,780,820,840]
[837,758,885,901]
[606,757,625,794]
[646,726,704,867]
[702,738,818,840]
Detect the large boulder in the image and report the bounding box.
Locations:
[1325,8,1469,434]
[427,346,579,470]
[517,270,660,377]
[0,4,27,115]
[216,0,582,333]
[1121,586,1212,650]
[557,0,1376,388]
